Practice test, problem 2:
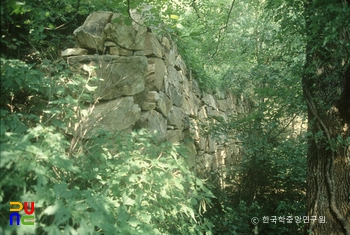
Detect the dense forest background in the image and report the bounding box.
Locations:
[1,0,349,235]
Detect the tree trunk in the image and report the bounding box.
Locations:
[303,0,350,235]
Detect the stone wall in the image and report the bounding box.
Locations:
[62,11,251,181]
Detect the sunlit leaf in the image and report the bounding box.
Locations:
[170,14,179,20]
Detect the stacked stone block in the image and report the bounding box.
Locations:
[62,11,251,182]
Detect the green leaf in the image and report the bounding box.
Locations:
[139,212,152,223]
[124,18,132,26]
[43,225,63,235]
[173,178,184,191]
[170,14,179,20]
[43,201,60,215]
[122,192,135,206]
[127,217,140,227]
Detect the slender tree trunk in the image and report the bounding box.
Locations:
[303,0,350,234]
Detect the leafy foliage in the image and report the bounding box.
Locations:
[0,57,214,234]
[173,0,308,234]
[0,0,324,234]
[0,0,185,60]
[202,108,307,234]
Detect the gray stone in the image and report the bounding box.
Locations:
[204,154,212,168]
[104,41,134,56]
[136,110,167,143]
[167,66,180,89]
[167,49,176,66]
[217,100,228,112]
[178,71,186,84]
[226,97,237,112]
[118,48,133,56]
[199,137,207,152]
[87,97,140,136]
[167,106,184,129]
[192,79,201,97]
[174,55,186,74]
[144,32,162,58]
[67,55,147,100]
[146,58,165,91]
[104,13,147,51]
[161,37,171,51]
[61,48,88,57]
[109,47,119,55]
[188,119,200,140]
[198,106,208,119]
[141,102,156,110]
[208,136,216,153]
[202,93,218,109]
[172,43,178,57]
[156,92,172,117]
[73,12,113,52]
[182,92,199,116]
[206,107,220,117]
[104,41,117,47]
[167,129,183,143]
[181,77,191,95]
[167,85,183,107]
[146,91,160,102]
[213,149,226,170]
[184,141,197,167]
[133,88,148,107]
[134,51,145,56]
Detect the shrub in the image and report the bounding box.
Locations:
[0,58,214,234]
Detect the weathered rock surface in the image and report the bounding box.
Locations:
[144,32,162,58]
[68,55,147,100]
[65,11,251,179]
[61,48,88,57]
[73,11,147,52]
[136,110,167,143]
[73,12,113,52]
[104,13,147,51]
[146,58,165,91]
[87,97,140,136]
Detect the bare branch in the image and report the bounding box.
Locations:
[211,0,236,58]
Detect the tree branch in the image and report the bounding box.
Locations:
[45,0,81,30]
[126,0,148,28]
[211,0,235,58]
